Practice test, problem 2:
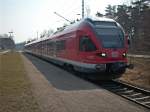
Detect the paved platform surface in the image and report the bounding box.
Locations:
[23,53,149,112]
[24,53,98,90]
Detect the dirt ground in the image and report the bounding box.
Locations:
[120,57,150,89]
[0,51,41,112]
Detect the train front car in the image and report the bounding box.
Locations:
[77,17,128,80]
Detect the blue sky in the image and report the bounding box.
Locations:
[0,0,130,43]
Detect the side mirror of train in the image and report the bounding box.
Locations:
[125,34,130,45]
[128,39,130,45]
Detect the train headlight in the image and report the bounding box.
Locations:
[97,52,107,57]
[122,53,127,57]
[101,53,107,57]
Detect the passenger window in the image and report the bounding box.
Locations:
[79,36,96,52]
[56,40,66,51]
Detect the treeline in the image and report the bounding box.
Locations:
[97,0,150,54]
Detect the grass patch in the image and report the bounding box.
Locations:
[0,51,41,112]
[120,57,150,89]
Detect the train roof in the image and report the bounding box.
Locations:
[25,17,117,46]
[25,36,51,46]
[86,16,116,22]
[51,17,116,37]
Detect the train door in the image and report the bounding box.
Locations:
[78,34,97,62]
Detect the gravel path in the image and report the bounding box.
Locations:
[22,53,149,112]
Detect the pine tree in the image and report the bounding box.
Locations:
[105,5,116,19]
[96,12,103,17]
[115,5,132,35]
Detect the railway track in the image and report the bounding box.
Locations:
[96,80,150,109]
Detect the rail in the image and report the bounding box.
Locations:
[97,80,150,109]
[128,54,150,59]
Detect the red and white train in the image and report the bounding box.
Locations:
[25,17,131,80]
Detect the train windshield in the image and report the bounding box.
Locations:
[93,21,125,48]
[95,28,124,48]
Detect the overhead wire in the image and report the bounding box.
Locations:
[54,0,82,22]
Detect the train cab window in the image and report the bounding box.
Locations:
[79,36,96,52]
